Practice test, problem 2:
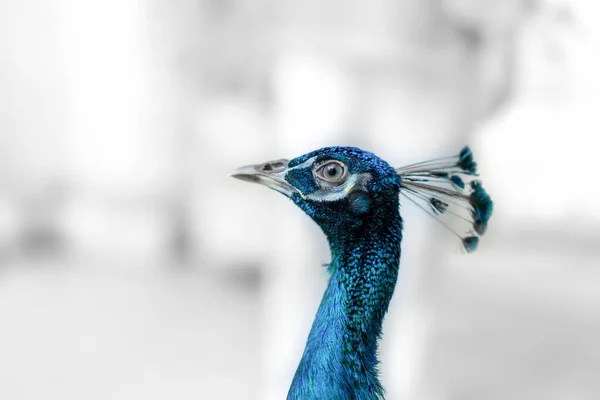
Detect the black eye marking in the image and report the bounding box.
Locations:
[314,160,348,185]
[347,191,372,217]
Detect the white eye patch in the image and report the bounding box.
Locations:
[305,172,372,203]
[286,156,372,202]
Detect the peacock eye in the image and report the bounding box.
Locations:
[314,161,348,185]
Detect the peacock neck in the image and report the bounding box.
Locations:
[288,210,403,400]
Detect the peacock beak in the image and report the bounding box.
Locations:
[230,159,298,198]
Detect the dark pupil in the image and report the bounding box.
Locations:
[326,165,338,177]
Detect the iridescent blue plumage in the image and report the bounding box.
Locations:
[231,145,494,399]
[285,147,402,399]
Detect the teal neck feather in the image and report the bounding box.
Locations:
[287,206,402,400]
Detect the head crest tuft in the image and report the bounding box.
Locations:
[395,146,493,253]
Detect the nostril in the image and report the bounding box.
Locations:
[261,160,287,173]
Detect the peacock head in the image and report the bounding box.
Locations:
[232,147,400,238]
[232,146,493,252]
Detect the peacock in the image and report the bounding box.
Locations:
[232,146,493,400]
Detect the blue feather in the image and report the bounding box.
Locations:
[462,236,479,253]
[470,181,493,224]
[450,175,465,189]
[458,146,477,174]
[430,198,448,214]
[473,219,487,236]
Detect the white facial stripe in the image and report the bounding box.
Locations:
[305,173,372,202]
[287,156,317,172]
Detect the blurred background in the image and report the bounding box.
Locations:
[1,0,599,399]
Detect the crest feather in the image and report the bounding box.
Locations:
[395,146,493,253]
